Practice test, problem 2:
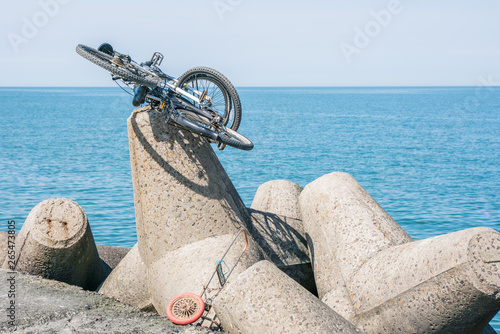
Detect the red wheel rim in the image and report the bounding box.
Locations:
[166,293,204,325]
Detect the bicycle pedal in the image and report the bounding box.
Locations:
[218,143,226,151]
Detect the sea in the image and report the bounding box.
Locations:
[1,86,499,328]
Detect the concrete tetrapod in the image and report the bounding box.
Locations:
[248,180,316,292]
[111,106,262,315]
[0,231,129,271]
[299,172,413,319]
[251,180,303,220]
[95,244,130,270]
[213,260,365,334]
[148,231,262,315]
[350,227,500,333]
[0,231,8,264]
[1,198,109,290]
[98,243,152,310]
[300,172,500,333]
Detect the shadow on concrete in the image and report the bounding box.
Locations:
[246,208,308,267]
[131,108,231,200]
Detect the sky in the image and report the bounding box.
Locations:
[0,0,499,87]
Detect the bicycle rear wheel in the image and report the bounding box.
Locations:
[76,44,160,87]
[176,67,242,131]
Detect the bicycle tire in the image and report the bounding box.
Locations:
[217,126,254,151]
[76,44,160,88]
[176,67,242,131]
[176,109,253,150]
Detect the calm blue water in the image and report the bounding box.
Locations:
[1,87,499,327]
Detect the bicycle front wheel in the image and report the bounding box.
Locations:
[176,109,253,151]
[176,67,242,131]
[217,125,254,151]
[76,44,160,87]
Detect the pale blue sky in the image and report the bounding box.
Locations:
[1,0,499,87]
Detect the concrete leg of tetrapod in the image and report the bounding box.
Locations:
[251,179,303,220]
[2,198,110,291]
[349,227,500,334]
[299,172,413,319]
[127,107,263,315]
[213,260,365,334]
[98,243,152,310]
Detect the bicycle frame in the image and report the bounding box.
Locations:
[76,43,253,150]
[112,49,212,108]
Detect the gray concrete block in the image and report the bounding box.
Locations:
[300,172,413,285]
[213,260,364,334]
[0,231,8,264]
[351,227,500,333]
[149,232,263,315]
[300,173,410,319]
[98,243,152,310]
[128,107,251,266]
[300,171,500,333]
[1,230,128,272]
[1,198,110,291]
[247,208,316,294]
[125,107,263,315]
[300,172,414,318]
[251,180,303,220]
[96,244,130,270]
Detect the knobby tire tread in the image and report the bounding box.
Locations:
[76,44,159,88]
[176,66,242,131]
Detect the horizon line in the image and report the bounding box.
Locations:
[1,85,500,89]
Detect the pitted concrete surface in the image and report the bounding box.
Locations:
[247,209,308,268]
[1,199,110,291]
[300,172,414,319]
[96,244,130,270]
[101,107,263,316]
[300,172,500,333]
[148,232,263,314]
[1,231,129,272]
[351,227,500,333]
[128,107,251,265]
[0,231,8,264]
[250,180,303,220]
[213,260,364,334]
[0,269,215,334]
[300,172,413,284]
[351,227,500,312]
[98,243,152,310]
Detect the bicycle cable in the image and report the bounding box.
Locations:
[114,78,133,96]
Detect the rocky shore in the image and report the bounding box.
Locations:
[0,268,214,333]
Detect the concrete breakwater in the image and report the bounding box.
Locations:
[2,106,499,333]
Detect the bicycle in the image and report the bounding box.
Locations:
[76,43,253,151]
